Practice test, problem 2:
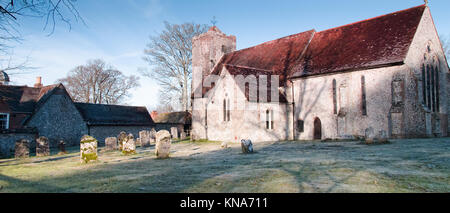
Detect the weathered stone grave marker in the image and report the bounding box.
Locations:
[150,128,157,145]
[241,139,253,154]
[139,130,151,147]
[364,127,376,144]
[105,137,118,151]
[15,139,30,158]
[171,127,178,139]
[122,134,136,155]
[58,140,67,155]
[36,136,50,157]
[118,131,127,151]
[180,132,187,140]
[155,130,171,159]
[80,135,98,163]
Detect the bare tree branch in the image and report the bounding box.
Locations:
[142,21,208,111]
[58,59,140,105]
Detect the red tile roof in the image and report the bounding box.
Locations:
[290,4,426,78]
[199,5,427,100]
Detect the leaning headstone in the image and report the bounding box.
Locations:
[221,141,228,149]
[155,130,172,159]
[36,136,50,157]
[364,127,376,144]
[118,131,127,151]
[105,137,118,151]
[241,139,254,154]
[180,132,187,140]
[122,134,136,155]
[80,135,98,163]
[136,138,142,147]
[58,140,67,155]
[15,139,30,158]
[378,130,389,143]
[139,130,151,147]
[170,127,178,139]
[150,129,157,145]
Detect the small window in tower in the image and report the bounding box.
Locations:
[221,45,227,53]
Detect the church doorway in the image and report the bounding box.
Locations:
[313,117,322,140]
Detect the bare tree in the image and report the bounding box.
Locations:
[0,0,82,75]
[58,59,140,105]
[142,21,208,111]
[441,35,449,66]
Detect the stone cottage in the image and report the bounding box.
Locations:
[0,77,154,157]
[191,5,449,142]
[152,111,192,136]
[75,103,155,144]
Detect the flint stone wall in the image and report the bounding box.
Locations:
[0,132,36,158]
[27,91,88,147]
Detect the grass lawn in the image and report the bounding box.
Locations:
[0,138,449,193]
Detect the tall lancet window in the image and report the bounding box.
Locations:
[427,64,432,109]
[227,98,231,121]
[266,109,274,130]
[435,64,440,112]
[332,79,337,115]
[223,98,227,122]
[361,76,367,116]
[422,64,427,105]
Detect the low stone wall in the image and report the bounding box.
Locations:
[88,125,154,146]
[0,132,37,158]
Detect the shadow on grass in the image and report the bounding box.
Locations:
[0,139,448,193]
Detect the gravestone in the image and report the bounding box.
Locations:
[105,137,118,151]
[122,134,136,155]
[36,136,50,157]
[221,141,228,149]
[80,135,98,163]
[118,131,127,151]
[241,139,253,154]
[180,132,187,140]
[136,138,142,147]
[139,130,151,147]
[155,130,171,159]
[364,127,376,143]
[378,130,388,143]
[170,127,178,139]
[15,139,30,158]
[58,140,67,155]
[150,129,157,145]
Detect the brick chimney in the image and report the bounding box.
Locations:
[150,111,158,120]
[34,76,43,88]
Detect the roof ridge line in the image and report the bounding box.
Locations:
[224,64,275,72]
[318,4,426,34]
[231,29,316,53]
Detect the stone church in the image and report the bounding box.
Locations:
[191,5,449,142]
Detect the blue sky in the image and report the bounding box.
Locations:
[6,0,450,110]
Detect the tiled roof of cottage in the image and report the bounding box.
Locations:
[0,84,61,113]
[201,5,427,100]
[153,111,191,125]
[74,103,155,126]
